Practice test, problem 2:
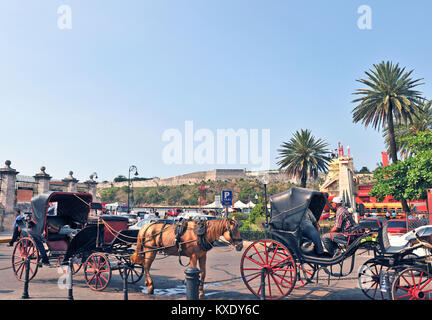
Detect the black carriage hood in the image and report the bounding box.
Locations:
[30,191,93,236]
[269,187,327,232]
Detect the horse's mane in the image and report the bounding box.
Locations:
[205,218,229,242]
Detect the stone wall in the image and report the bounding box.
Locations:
[97,168,306,190]
[0,161,100,231]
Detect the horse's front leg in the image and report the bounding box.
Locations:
[189,253,198,267]
[144,251,157,294]
[198,254,207,298]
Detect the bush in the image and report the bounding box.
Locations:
[229,213,249,221]
[240,230,268,241]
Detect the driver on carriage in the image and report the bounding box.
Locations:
[322,197,356,257]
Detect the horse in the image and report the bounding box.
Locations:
[130,217,243,298]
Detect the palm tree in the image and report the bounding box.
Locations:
[277,129,330,188]
[352,61,424,213]
[382,98,432,157]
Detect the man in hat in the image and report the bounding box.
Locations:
[321,197,356,256]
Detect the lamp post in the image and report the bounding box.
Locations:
[261,174,270,227]
[127,165,139,213]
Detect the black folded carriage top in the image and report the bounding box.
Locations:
[269,187,327,233]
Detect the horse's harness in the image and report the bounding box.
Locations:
[226,220,243,244]
[139,219,242,266]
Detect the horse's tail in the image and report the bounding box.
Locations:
[130,225,149,264]
[130,235,142,264]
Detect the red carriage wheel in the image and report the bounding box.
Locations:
[57,255,82,274]
[12,237,39,282]
[119,262,144,284]
[391,267,432,300]
[84,253,112,291]
[295,263,315,289]
[240,239,297,300]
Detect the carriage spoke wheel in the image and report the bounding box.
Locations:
[240,239,297,300]
[12,237,39,282]
[295,263,316,289]
[391,267,432,300]
[57,255,82,274]
[358,259,392,300]
[119,262,144,284]
[84,253,112,291]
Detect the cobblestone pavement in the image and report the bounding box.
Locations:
[0,238,373,301]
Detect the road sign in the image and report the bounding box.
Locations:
[221,190,233,206]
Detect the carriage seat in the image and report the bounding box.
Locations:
[46,216,76,241]
[377,221,410,254]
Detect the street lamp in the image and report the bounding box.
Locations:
[127,165,139,213]
[261,174,270,227]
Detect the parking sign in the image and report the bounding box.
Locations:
[221,190,233,206]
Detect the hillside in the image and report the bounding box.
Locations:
[98,178,320,206]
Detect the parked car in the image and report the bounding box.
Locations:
[129,217,174,230]
[221,208,238,214]
[387,219,416,235]
[117,213,138,225]
[166,208,182,217]
[177,214,218,221]
[134,211,150,219]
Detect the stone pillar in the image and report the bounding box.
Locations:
[34,166,52,195]
[63,171,78,193]
[339,156,357,221]
[85,174,99,202]
[0,160,19,215]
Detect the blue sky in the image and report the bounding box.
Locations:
[0,1,431,182]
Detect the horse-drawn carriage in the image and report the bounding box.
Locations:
[358,221,432,300]
[12,191,143,291]
[240,187,432,300]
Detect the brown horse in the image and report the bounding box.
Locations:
[130,217,243,298]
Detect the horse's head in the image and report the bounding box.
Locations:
[222,217,243,251]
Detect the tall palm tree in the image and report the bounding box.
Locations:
[277,129,330,188]
[382,98,432,157]
[352,61,424,212]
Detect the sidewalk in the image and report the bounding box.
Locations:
[0,231,12,243]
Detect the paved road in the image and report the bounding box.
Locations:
[0,238,373,301]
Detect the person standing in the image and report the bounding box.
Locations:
[8,209,23,246]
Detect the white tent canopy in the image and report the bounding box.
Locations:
[203,201,223,209]
[247,201,256,208]
[233,200,248,209]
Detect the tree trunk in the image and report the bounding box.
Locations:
[300,168,307,188]
[388,104,411,214]
[387,106,398,163]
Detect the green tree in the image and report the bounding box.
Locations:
[370,132,432,202]
[113,175,128,182]
[277,129,330,188]
[352,61,424,212]
[382,98,432,158]
[357,166,371,174]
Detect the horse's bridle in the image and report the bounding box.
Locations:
[227,219,243,244]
